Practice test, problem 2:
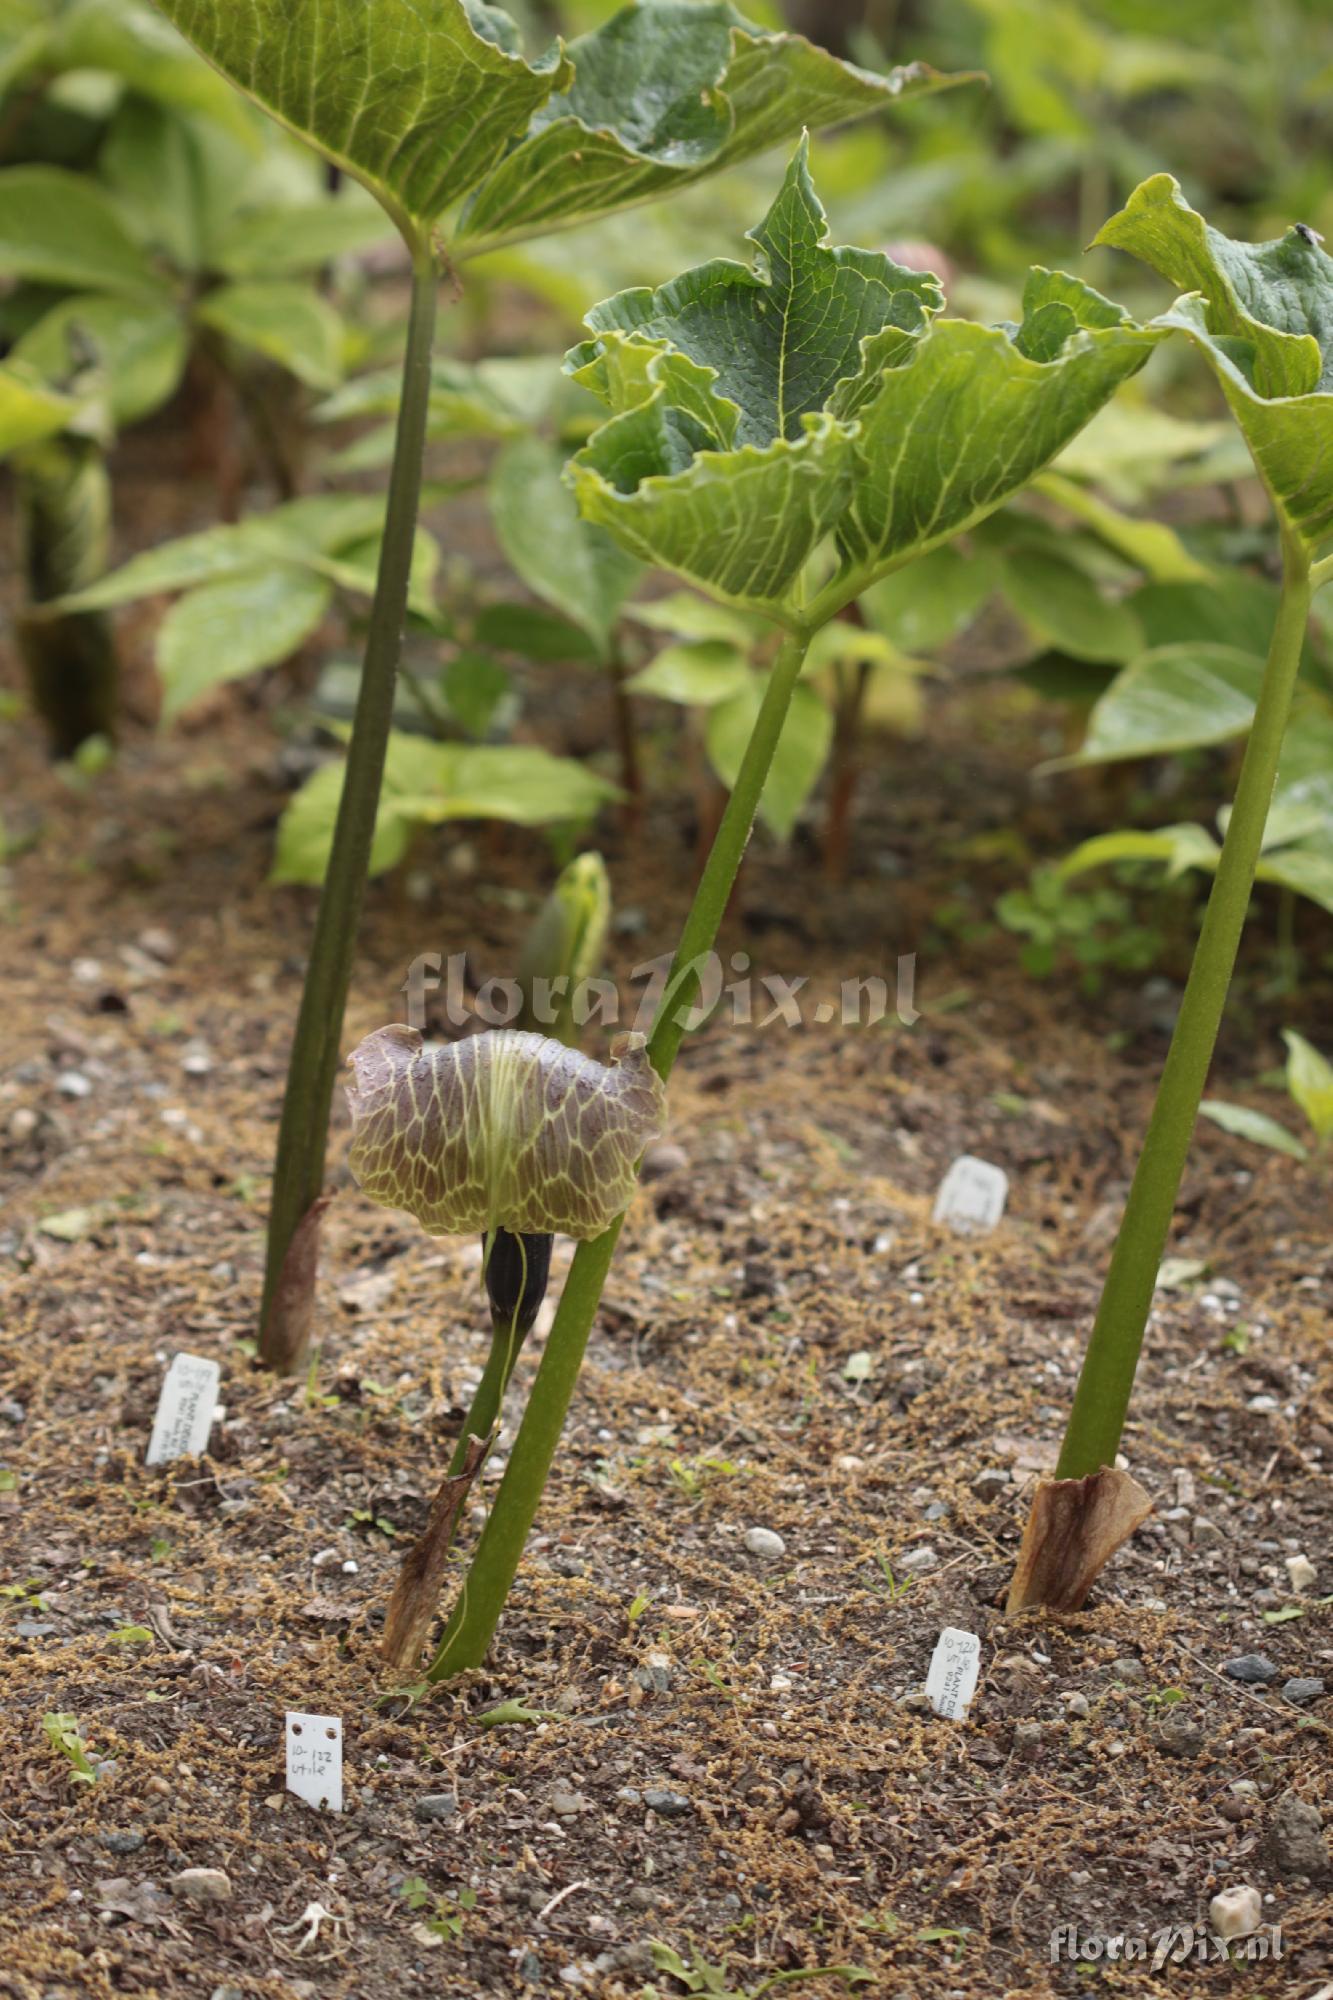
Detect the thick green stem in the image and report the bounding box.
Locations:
[426,625,812,1677]
[259,247,439,1367]
[1055,535,1312,1479]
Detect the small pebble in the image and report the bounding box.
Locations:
[639,1142,688,1182]
[8,1107,38,1141]
[55,1071,91,1099]
[1281,1678,1326,1707]
[169,1868,231,1904]
[896,1545,938,1573]
[0,1400,25,1425]
[100,1831,144,1855]
[1208,1885,1261,1941]
[1110,1657,1145,1682]
[643,1788,692,1818]
[1223,1653,1278,1685]
[412,1794,458,1823]
[1263,1795,1330,1877]
[1285,1554,1317,1593]
[1064,1693,1090,1720]
[971,1468,1010,1501]
[744,1527,786,1560]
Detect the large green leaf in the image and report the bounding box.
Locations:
[998,547,1143,663]
[39,0,260,142]
[1094,177,1333,548]
[273,732,616,884]
[838,268,1164,569]
[48,493,388,611]
[211,198,392,278]
[629,639,752,705]
[706,674,831,839]
[150,0,572,238]
[1071,644,1265,764]
[15,296,187,426]
[860,544,995,653]
[489,434,640,659]
[0,167,165,297]
[1283,1030,1333,1143]
[156,566,332,718]
[196,281,345,391]
[457,3,973,252]
[0,363,79,457]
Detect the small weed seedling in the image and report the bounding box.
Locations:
[42,1712,98,1784]
[1009,182,1333,1612]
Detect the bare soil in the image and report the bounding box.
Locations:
[1,426,1330,2000]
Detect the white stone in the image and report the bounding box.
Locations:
[932,1155,1008,1234]
[1209,1886,1262,1941]
[1285,1554,1317,1593]
[170,1868,232,1904]
[744,1527,786,1560]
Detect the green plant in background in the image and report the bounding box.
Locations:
[145,0,969,1374]
[995,863,1162,992]
[1009,179,1333,1615]
[348,141,1164,1679]
[1201,1028,1333,1161]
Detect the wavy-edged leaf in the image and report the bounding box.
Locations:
[571,138,941,449]
[1071,644,1264,764]
[490,434,640,658]
[1094,176,1333,547]
[457,2,974,251]
[0,363,79,457]
[1199,1101,1308,1161]
[706,674,831,839]
[0,166,165,297]
[569,407,856,610]
[345,1024,666,1239]
[151,0,571,237]
[839,271,1164,568]
[156,566,332,718]
[195,281,345,391]
[15,296,187,426]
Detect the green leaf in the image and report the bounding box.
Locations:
[195,281,345,392]
[1199,1101,1309,1161]
[490,434,640,658]
[625,592,765,648]
[839,268,1164,569]
[151,0,572,238]
[457,2,975,250]
[48,493,388,610]
[1282,1030,1333,1142]
[211,198,392,278]
[707,675,831,838]
[273,733,617,885]
[1253,842,1333,919]
[1060,822,1223,882]
[0,166,166,297]
[0,362,78,456]
[860,544,995,653]
[1072,644,1264,764]
[1094,176,1333,547]
[629,639,753,705]
[41,0,259,143]
[156,567,332,718]
[1032,472,1212,586]
[998,548,1143,663]
[472,602,602,665]
[572,138,941,449]
[441,651,512,738]
[15,296,187,426]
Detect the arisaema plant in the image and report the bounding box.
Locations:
[1009,179,1333,1614]
[343,142,1164,1679]
[145,0,975,1372]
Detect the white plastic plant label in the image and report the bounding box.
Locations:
[925,1627,982,1720]
[933,1155,1008,1234]
[145,1353,220,1466]
[286,1713,343,1813]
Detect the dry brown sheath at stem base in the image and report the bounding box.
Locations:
[260,1193,332,1377]
[381,1434,490,1675]
[1005,1467,1155,1615]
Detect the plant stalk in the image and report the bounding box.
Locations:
[1054,533,1312,1480]
[427,624,813,1676]
[259,246,439,1368]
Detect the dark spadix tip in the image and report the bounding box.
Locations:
[484,1228,553,1338]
